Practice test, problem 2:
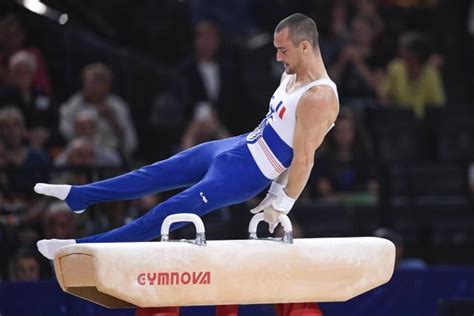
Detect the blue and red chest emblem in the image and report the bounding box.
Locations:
[247,96,286,143]
[268,96,286,121]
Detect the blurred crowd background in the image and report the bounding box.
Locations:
[0,0,473,284]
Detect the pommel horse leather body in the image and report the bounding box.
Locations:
[53,214,395,308]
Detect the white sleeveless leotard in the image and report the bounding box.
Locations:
[247,75,338,179]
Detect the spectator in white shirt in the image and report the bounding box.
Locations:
[59,63,137,159]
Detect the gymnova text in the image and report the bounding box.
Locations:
[137,271,211,286]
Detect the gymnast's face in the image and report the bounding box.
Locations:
[274,27,305,75]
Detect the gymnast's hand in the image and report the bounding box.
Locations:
[260,206,289,233]
[250,182,293,233]
[250,182,283,212]
[250,197,277,233]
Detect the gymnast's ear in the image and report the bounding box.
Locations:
[300,40,312,53]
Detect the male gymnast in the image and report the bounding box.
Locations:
[35,13,339,262]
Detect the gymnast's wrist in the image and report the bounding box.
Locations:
[271,188,296,213]
[268,181,284,196]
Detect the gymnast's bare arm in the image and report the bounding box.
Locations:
[284,85,339,199]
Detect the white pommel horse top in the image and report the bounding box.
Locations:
[53,213,396,308]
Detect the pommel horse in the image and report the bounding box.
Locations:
[52,213,395,316]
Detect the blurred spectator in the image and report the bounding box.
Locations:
[180,103,231,150]
[330,1,351,41]
[353,0,384,37]
[54,138,94,168]
[9,248,41,282]
[318,1,350,67]
[319,0,384,69]
[0,106,49,192]
[310,108,378,200]
[59,63,137,158]
[374,227,427,269]
[73,109,99,143]
[43,201,76,239]
[55,137,122,168]
[0,51,56,150]
[0,106,49,165]
[71,110,123,165]
[0,14,52,95]
[179,21,245,134]
[381,32,445,118]
[330,15,385,109]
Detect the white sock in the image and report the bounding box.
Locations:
[37,239,76,260]
[34,183,71,200]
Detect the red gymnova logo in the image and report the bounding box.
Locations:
[137,271,211,286]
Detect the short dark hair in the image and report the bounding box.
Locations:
[275,13,319,49]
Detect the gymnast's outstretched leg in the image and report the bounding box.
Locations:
[77,148,270,243]
[34,136,245,212]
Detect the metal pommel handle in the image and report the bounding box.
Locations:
[161,213,206,246]
[248,213,294,244]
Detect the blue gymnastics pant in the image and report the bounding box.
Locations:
[69,134,271,243]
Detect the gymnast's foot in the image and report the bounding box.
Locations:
[37,239,76,260]
[34,183,85,213]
